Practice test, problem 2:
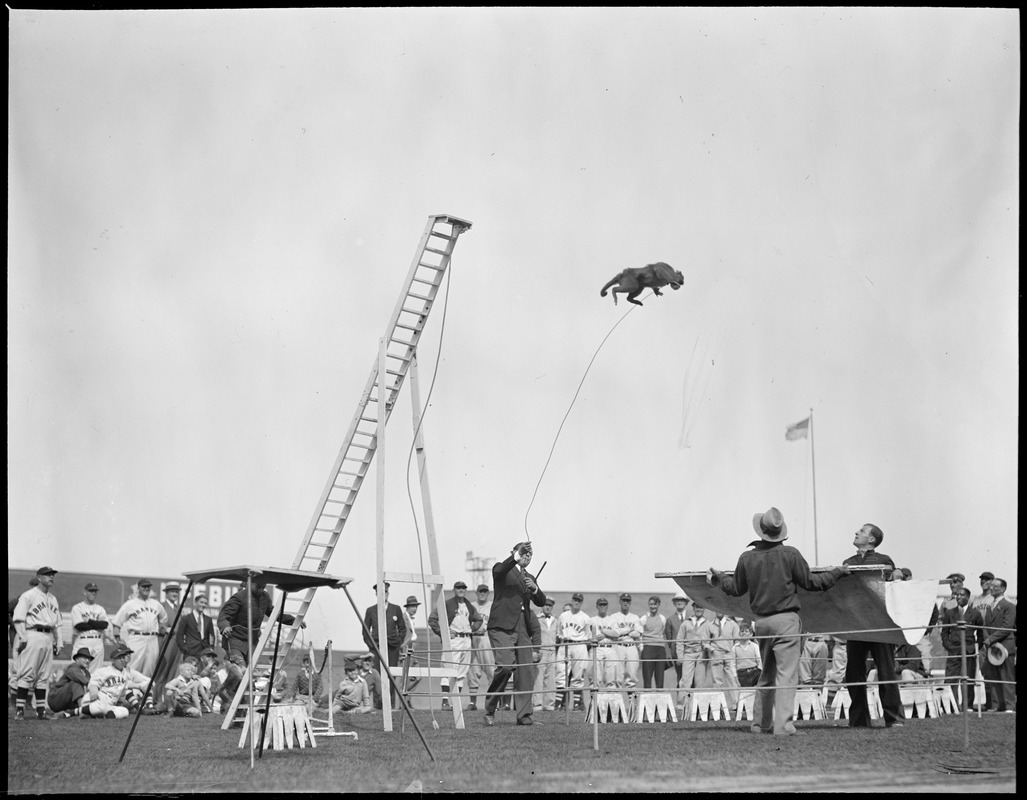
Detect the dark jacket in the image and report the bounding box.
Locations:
[716,540,844,617]
[177,610,216,657]
[486,555,548,632]
[362,602,407,651]
[218,587,296,644]
[428,596,483,637]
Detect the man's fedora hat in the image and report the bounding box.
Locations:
[987,642,1009,667]
[752,507,788,542]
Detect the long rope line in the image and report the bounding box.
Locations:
[522,294,648,542]
[402,256,456,732]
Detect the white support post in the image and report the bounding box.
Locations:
[376,337,394,730]
[409,354,463,728]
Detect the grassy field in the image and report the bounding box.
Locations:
[7,705,1016,794]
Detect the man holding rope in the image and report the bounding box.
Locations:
[483,541,547,726]
[709,506,849,736]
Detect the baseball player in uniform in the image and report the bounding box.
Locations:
[601,593,642,691]
[468,584,494,710]
[428,581,482,708]
[12,566,63,720]
[590,597,617,690]
[557,593,592,711]
[71,581,110,674]
[85,644,149,719]
[112,578,167,684]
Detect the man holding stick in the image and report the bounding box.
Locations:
[483,541,547,726]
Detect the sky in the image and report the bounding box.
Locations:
[8,8,1019,650]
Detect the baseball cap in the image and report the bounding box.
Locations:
[543,598,555,606]
[476,584,489,593]
[164,583,182,593]
[571,592,584,602]
[372,582,390,592]
[979,572,995,581]
[138,578,153,587]
[84,582,99,592]
[344,659,360,671]
[619,593,632,601]
[596,597,609,606]
[35,566,58,576]
[72,647,93,661]
[111,645,134,660]
[454,581,468,590]
[361,652,374,661]
[201,648,218,658]
[404,596,420,607]
[945,573,965,583]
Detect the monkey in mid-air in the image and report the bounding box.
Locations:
[599,262,684,306]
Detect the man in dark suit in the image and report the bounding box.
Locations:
[483,541,547,726]
[177,593,216,659]
[362,583,407,705]
[152,583,185,712]
[939,587,982,710]
[979,577,1016,713]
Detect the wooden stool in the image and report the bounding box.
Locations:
[239,703,317,751]
[632,692,677,723]
[830,687,851,719]
[793,688,826,720]
[933,683,959,715]
[867,686,883,719]
[689,691,730,722]
[900,685,940,719]
[735,690,756,721]
[587,692,629,723]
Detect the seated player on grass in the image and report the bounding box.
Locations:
[164,659,204,718]
[48,647,93,719]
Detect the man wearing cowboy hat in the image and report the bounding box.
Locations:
[709,507,849,736]
[979,577,1016,713]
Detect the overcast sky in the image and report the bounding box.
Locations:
[9,8,1018,648]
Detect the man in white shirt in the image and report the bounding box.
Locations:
[533,598,559,712]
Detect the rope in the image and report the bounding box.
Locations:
[523,294,647,541]
[402,249,458,732]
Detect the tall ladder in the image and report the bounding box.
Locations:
[221,214,472,729]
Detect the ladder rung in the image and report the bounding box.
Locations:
[418,262,445,271]
[424,246,449,256]
[406,292,432,302]
[430,231,456,241]
[394,321,421,333]
[307,541,334,548]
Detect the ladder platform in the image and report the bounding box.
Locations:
[382,571,445,585]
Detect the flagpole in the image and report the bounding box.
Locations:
[809,407,819,566]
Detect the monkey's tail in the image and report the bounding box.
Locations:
[599,272,623,297]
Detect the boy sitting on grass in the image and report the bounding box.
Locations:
[164,659,204,718]
[332,660,373,714]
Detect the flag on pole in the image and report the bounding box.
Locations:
[785,417,810,441]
